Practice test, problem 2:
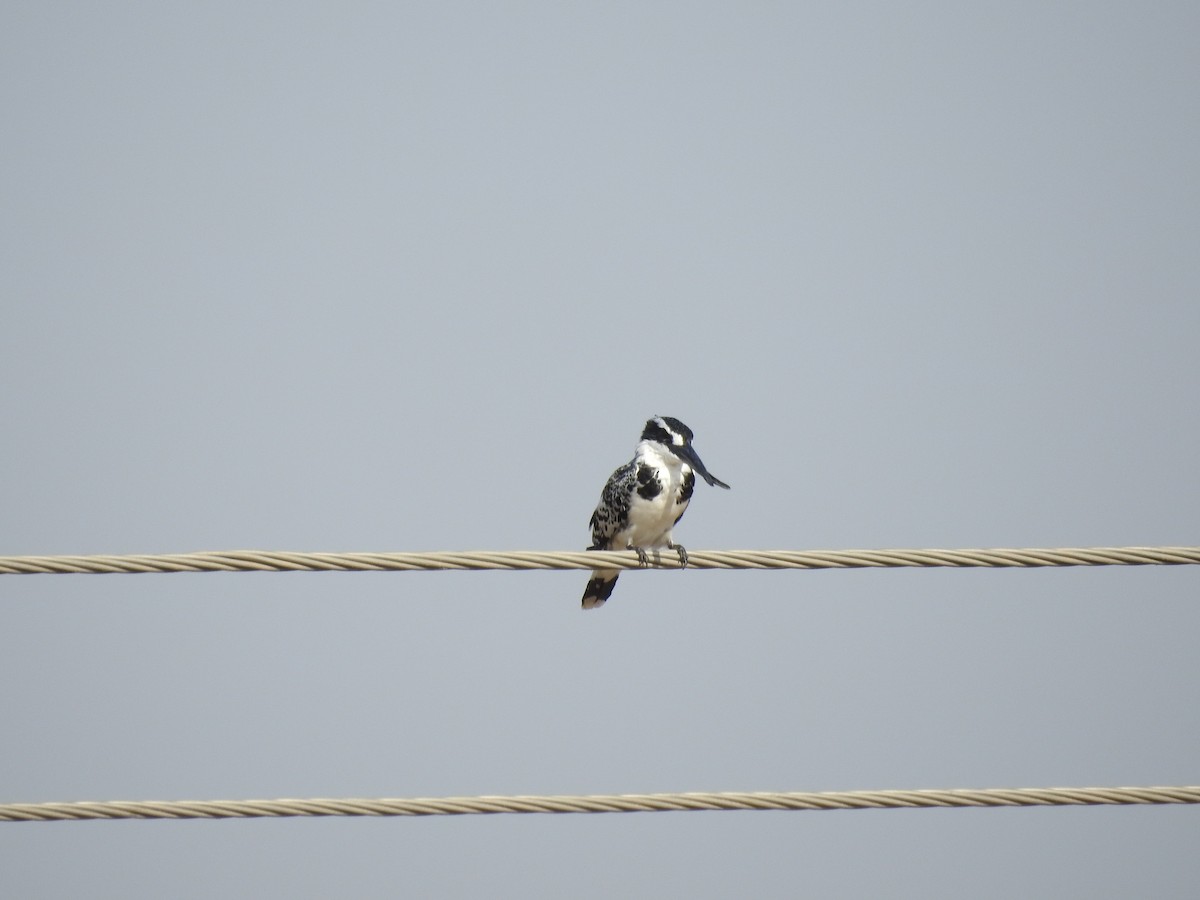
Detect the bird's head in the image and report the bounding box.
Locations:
[641,416,731,489]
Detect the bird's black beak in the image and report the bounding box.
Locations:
[678,444,731,489]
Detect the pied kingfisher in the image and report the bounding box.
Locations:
[582,416,730,609]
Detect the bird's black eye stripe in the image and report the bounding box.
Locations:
[640,419,672,444]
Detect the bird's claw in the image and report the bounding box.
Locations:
[619,547,648,566]
[672,544,689,569]
[626,545,685,568]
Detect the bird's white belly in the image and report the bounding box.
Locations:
[617,478,687,549]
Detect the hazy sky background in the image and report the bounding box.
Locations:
[2,3,1198,897]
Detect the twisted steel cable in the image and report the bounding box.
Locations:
[1,546,1198,575]
[2,786,1198,823]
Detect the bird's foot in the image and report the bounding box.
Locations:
[670,543,689,569]
[629,546,650,567]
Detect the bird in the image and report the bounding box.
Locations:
[582,416,730,609]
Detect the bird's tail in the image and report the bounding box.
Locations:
[582,569,619,609]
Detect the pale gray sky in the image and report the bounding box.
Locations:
[2,3,1198,898]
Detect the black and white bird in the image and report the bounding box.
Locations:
[582,416,730,609]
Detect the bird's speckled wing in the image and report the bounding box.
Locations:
[588,459,635,549]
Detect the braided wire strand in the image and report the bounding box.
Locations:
[1,546,1198,575]
[2,786,1198,823]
